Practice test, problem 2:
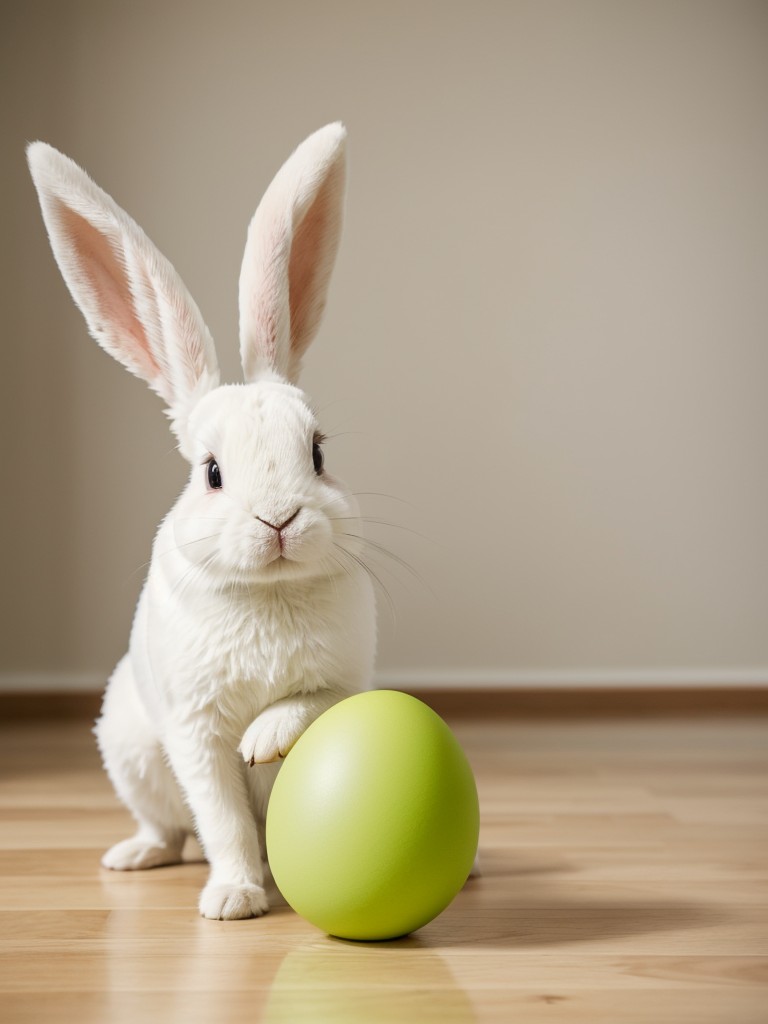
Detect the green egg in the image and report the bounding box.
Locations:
[266,689,479,941]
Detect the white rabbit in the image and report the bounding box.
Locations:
[27,124,376,920]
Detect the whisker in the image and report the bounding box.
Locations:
[224,575,238,626]
[317,552,344,599]
[318,491,419,516]
[346,491,419,509]
[125,532,222,584]
[329,515,438,544]
[173,516,229,522]
[161,532,221,557]
[337,544,397,622]
[168,550,218,604]
[124,557,153,583]
[334,540,397,629]
[338,533,435,598]
[322,430,368,440]
[326,549,355,586]
[171,555,213,604]
[313,397,350,419]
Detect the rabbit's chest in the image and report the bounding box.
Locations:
[201,594,330,691]
[146,582,345,713]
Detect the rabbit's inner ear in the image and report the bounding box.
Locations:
[58,203,161,384]
[242,221,290,379]
[239,124,347,386]
[287,169,339,365]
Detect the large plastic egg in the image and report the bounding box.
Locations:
[266,689,479,941]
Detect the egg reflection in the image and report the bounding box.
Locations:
[263,939,477,1024]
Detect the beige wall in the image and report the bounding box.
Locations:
[2,0,768,686]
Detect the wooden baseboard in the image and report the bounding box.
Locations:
[1,686,768,722]
[414,686,768,717]
[0,692,103,721]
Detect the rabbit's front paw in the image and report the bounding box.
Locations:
[239,702,305,766]
[199,881,269,920]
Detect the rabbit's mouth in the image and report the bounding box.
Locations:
[238,547,321,582]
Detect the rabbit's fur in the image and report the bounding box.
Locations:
[28,125,376,919]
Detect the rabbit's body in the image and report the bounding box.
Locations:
[29,125,377,918]
[97,530,374,917]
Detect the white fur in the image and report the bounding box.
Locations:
[28,125,376,920]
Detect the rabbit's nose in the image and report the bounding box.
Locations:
[255,508,301,533]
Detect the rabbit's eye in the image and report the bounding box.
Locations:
[206,459,222,490]
[312,441,325,475]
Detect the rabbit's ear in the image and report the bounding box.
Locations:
[239,123,347,384]
[27,143,220,442]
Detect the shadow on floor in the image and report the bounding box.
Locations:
[406,854,729,949]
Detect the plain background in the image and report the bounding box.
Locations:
[2,0,767,688]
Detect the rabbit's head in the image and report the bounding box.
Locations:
[28,125,363,584]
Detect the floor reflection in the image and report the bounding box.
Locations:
[99,872,476,1023]
[102,903,283,1022]
[262,938,477,1024]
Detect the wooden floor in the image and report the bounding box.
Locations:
[0,714,766,1023]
